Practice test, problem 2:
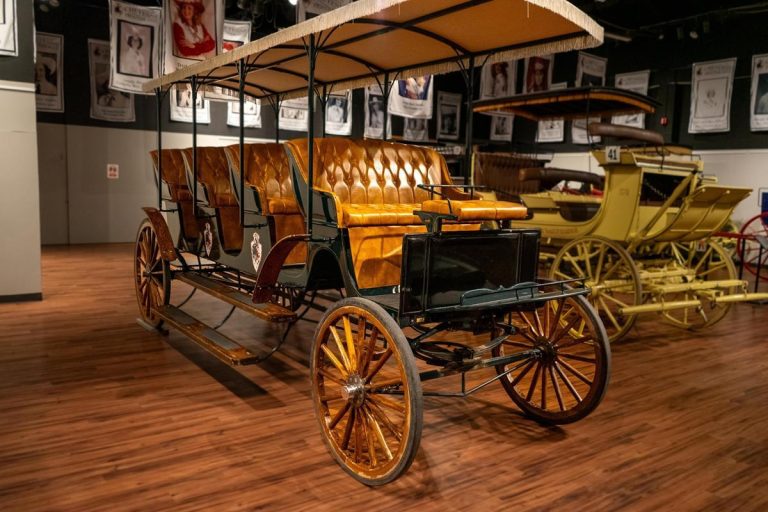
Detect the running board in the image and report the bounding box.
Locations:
[154,305,262,366]
[175,272,295,323]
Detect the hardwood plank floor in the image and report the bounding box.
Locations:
[0,244,767,511]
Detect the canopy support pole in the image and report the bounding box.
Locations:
[306,34,317,237]
[238,59,246,226]
[320,84,328,138]
[463,56,476,186]
[191,77,199,213]
[155,89,164,211]
[382,72,390,141]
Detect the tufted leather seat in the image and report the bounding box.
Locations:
[182,147,242,252]
[150,149,199,241]
[225,143,306,264]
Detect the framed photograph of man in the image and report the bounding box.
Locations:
[750,54,768,131]
[35,32,65,113]
[0,0,18,57]
[325,91,352,136]
[524,55,553,93]
[480,59,516,99]
[365,86,385,139]
[489,115,513,142]
[437,91,461,141]
[170,84,211,123]
[117,20,153,78]
[689,58,736,134]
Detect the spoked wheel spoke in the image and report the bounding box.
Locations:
[133,220,170,329]
[311,298,422,486]
[549,236,641,343]
[493,295,611,424]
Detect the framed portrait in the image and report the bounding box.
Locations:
[403,118,428,142]
[437,91,461,141]
[117,20,154,78]
[280,97,310,132]
[480,59,516,99]
[364,85,385,139]
[489,115,513,142]
[689,58,736,133]
[89,39,135,122]
[325,90,352,136]
[612,70,651,128]
[170,84,211,123]
[523,55,553,93]
[0,0,18,57]
[35,32,65,113]
[751,54,768,131]
[576,52,607,87]
[227,99,261,128]
[388,75,434,119]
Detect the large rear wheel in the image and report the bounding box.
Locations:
[310,298,423,486]
[493,295,611,424]
[738,212,768,282]
[134,219,170,329]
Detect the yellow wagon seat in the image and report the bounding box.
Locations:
[149,148,199,242]
[224,143,307,264]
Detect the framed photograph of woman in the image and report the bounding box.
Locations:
[117,20,153,78]
[35,32,65,113]
[480,60,516,99]
[437,92,461,140]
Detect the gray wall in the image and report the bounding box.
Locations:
[0,2,41,299]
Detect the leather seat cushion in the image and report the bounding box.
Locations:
[267,198,301,215]
[342,203,422,227]
[421,199,528,221]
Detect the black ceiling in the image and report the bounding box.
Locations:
[573,0,768,31]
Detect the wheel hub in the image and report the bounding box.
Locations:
[535,337,557,363]
[341,374,365,407]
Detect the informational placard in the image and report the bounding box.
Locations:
[323,90,352,136]
[750,54,768,131]
[169,84,211,123]
[576,52,607,87]
[280,97,309,132]
[227,99,261,128]
[536,82,567,143]
[388,75,433,119]
[89,39,135,123]
[163,0,224,74]
[109,0,162,94]
[437,91,461,141]
[612,70,651,128]
[364,85,385,139]
[523,55,553,93]
[35,32,64,113]
[689,58,737,134]
[298,0,352,21]
[402,118,428,141]
[0,0,18,57]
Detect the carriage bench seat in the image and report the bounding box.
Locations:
[285,137,526,227]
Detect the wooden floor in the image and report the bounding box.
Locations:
[1,244,767,511]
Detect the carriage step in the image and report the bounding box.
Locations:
[175,272,295,323]
[154,306,262,366]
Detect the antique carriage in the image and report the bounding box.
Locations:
[471,87,768,342]
[135,0,612,484]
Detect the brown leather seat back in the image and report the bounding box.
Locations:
[149,148,199,241]
[225,143,294,208]
[182,147,237,208]
[286,138,451,205]
[150,149,192,202]
[473,152,546,199]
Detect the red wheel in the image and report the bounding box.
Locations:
[738,212,768,281]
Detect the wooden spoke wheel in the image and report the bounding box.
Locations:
[134,219,170,329]
[493,295,611,424]
[549,236,641,343]
[662,241,738,329]
[311,298,423,486]
[738,212,768,282]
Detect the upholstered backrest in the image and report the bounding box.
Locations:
[285,138,452,205]
[182,147,237,207]
[224,143,294,204]
[150,149,192,202]
[473,151,547,199]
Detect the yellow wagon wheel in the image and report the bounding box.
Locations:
[549,236,641,343]
[661,240,738,329]
[134,219,170,329]
[311,298,423,486]
[493,295,611,424]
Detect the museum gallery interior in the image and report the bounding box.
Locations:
[1,0,767,508]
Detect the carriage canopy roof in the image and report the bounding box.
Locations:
[473,87,659,120]
[143,0,603,99]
